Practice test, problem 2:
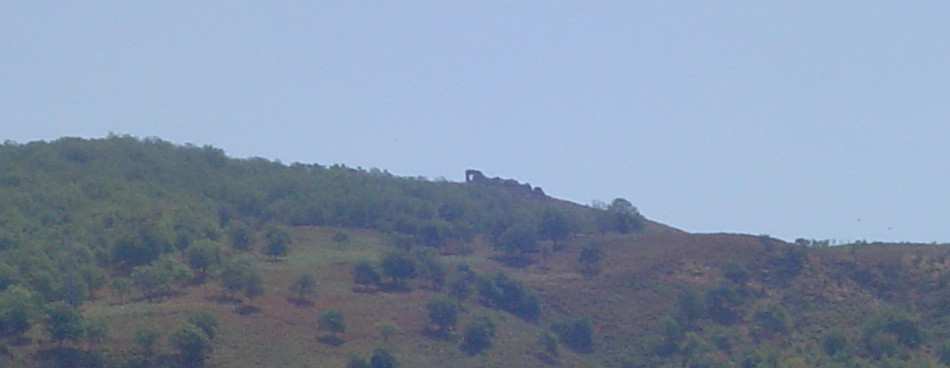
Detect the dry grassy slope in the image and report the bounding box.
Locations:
[60,224,950,368]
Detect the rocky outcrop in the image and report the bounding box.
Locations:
[465,169,545,198]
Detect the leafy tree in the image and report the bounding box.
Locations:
[0,261,21,291]
[821,329,849,358]
[704,282,742,325]
[264,225,291,260]
[44,301,85,346]
[415,250,446,289]
[460,315,495,355]
[578,241,603,275]
[380,251,417,286]
[551,316,594,353]
[132,263,173,302]
[539,209,571,249]
[377,321,400,342]
[0,285,37,340]
[493,220,538,259]
[186,310,219,339]
[110,277,133,301]
[606,197,640,234]
[673,288,705,325]
[56,268,90,307]
[938,339,950,365]
[84,319,108,347]
[477,273,540,321]
[243,273,265,305]
[751,303,789,337]
[317,309,346,340]
[186,240,223,282]
[426,296,459,335]
[369,346,397,368]
[134,327,161,361]
[131,258,191,302]
[862,306,923,355]
[219,257,257,299]
[347,346,398,368]
[769,246,807,285]
[289,272,317,301]
[538,330,560,359]
[227,222,254,251]
[170,323,212,367]
[332,230,350,249]
[353,260,381,290]
[722,259,751,285]
[347,356,371,368]
[447,272,474,304]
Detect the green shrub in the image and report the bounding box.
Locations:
[476,273,540,321]
[751,303,789,337]
[186,310,219,340]
[722,259,750,285]
[820,329,849,357]
[460,316,495,355]
[862,306,923,352]
[938,339,950,365]
[170,323,212,366]
[551,316,593,353]
[425,296,459,335]
[704,282,741,325]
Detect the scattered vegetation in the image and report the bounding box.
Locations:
[5,136,950,367]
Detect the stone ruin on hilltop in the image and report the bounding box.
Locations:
[464,169,546,198]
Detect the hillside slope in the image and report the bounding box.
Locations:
[1,137,949,368]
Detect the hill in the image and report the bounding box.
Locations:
[1,136,950,368]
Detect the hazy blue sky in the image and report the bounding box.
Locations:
[3,2,949,242]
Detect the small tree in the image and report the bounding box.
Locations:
[219,257,256,299]
[578,241,603,275]
[44,301,85,346]
[131,263,174,302]
[0,285,37,340]
[551,316,594,353]
[244,273,265,306]
[416,251,447,289]
[447,272,474,304]
[722,259,751,285]
[187,310,219,340]
[369,346,397,368]
[264,225,291,260]
[426,296,459,336]
[186,241,223,282]
[170,324,212,367]
[380,251,417,287]
[607,197,640,234]
[377,321,400,342]
[347,355,371,368]
[134,327,161,361]
[537,331,560,360]
[494,221,538,260]
[821,329,849,358]
[460,315,496,355]
[354,260,381,291]
[228,222,254,251]
[704,282,742,325]
[539,209,571,249]
[751,303,789,338]
[332,230,349,249]
[318,309,346,345]
[110,277,133,301]
[84,319,108,348]
[938,339,950,365]
[289,272,317,302]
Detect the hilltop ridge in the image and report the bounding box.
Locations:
[1,136,949,368]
